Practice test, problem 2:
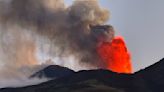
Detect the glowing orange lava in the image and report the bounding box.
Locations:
[97,36,132,73]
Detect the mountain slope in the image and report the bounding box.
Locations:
[1,58,164,92]
[0,70,148,92]
[135,58,164,92]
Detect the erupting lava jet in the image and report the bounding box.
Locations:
[95,25,132,73]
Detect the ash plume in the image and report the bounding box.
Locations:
[0,0,110,83]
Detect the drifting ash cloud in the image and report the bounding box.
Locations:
[0,0,110,71]
[0,0,110,87]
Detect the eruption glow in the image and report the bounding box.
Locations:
[97,36,132,73]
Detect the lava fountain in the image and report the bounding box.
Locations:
[94,25,132,73]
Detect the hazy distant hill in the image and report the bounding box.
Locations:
[1,58,164,92]
[30,65,75,79]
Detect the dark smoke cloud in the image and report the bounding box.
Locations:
[0,0,110,80]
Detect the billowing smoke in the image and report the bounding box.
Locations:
[1,0,109,69]
[0,23,49,87]
[0,25,36,76]
[0,0,110,87]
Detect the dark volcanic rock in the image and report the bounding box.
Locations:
[30,65,75,79]
[135,58,164,92]
[1,58,164,92]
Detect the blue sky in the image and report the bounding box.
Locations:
[64,0,164,71]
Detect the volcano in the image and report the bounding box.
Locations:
[1,58,164,92]
[0,0,163,92]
